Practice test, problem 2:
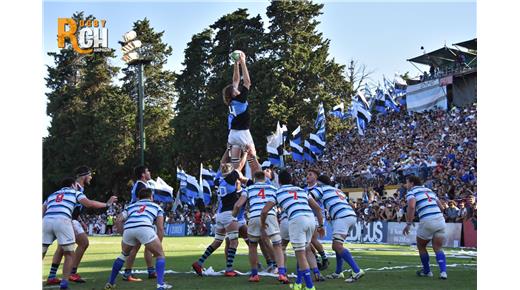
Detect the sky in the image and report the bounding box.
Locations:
[42,0,476,136]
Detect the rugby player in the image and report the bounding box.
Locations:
[233,168,289,284]
[309,174,365,283]
[45,166,93,285]
[261,170,325,290]
[222,50,256,170]
[122,165,157,282]
[305,169,329,275]
[192,154,249,277]
[403,175,448,280]
[104,188,171,290]
[42,177,117,290]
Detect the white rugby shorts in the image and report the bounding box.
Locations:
[248,215,280,238]
[288,215,315,248]
[42,216,75,246]
[417,216,447,240]
[228,129,254,148]
[72,220,85,235]
[122,227,158,246]
[332,216,357,236]
[280,218,289,241]
[215,211,237,231]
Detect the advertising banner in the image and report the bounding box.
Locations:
[322,221,387,243]
[165,222,186,237]
[387,222,462,247]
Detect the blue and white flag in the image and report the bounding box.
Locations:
[374,87,387,114]
[291,126,302,145]
[314,102,326,141]
[147,177,174,203]
[176,167,187,183]
[303,140,316,163]
[314,102,325,129]
[289,140,304,162]
[356,90,370,110]
[383,76,395,97]
[201,179,212,206]
[309,133,326,155]
[267,145,282,167]
[329,102,346,119]
[200,166,216,187]
[266,121,285,168]
[364,83,374,108]
[353,100,372,136]
[184,174,201,202]
[385,93,400,112]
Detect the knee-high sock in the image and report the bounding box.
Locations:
[420,253,430,273]
[341,249,360,273]
[109,258,125,284]
[335,252,344,274]
[302,269,314,289]
[435,251,447,272]
[295,263,302,284]
[156,257,165,285]
[198,245,215,266]
[226,247,237,271]
[48,263,59,279]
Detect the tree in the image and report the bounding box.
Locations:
[172,9,267,171]
[43,12,135,199]
[264,0,351,140]
[120,18,177,182]
[171,29,214,170]
[346,59,373,95]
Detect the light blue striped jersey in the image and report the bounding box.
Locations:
[305,184,325,219]
[244,182,278,219]
[123,199,164,230]
[271,184,313,221]
[405,186,443,221]
[43,187,86,219]
[309,185,356,220]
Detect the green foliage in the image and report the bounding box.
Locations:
[43,13,136,200]
[120,18,177,184]
[44,2,369,196]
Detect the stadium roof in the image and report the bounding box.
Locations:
[453,38,477,51]
[407,46,476,67]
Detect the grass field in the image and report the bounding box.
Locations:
[42,236,477,290]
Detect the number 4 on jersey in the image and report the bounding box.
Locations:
[258,189,266,199]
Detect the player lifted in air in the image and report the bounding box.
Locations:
[222,50,255,170]
[261,170,325,290]
[308,174,365,283]
[104,188,171,290]
[402,175,448,280]
[232,152,289,284]
[42,177,117,290]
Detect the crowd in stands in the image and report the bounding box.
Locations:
[287,103,477,223]
[81,104,477,236]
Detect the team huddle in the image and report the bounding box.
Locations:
[42,51,449,290]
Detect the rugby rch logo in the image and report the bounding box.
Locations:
[57,18,109,54]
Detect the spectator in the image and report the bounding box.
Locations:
[445,201,460,223]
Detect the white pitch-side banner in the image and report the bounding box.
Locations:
[406,79,448,112]
[386,222,462,247]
